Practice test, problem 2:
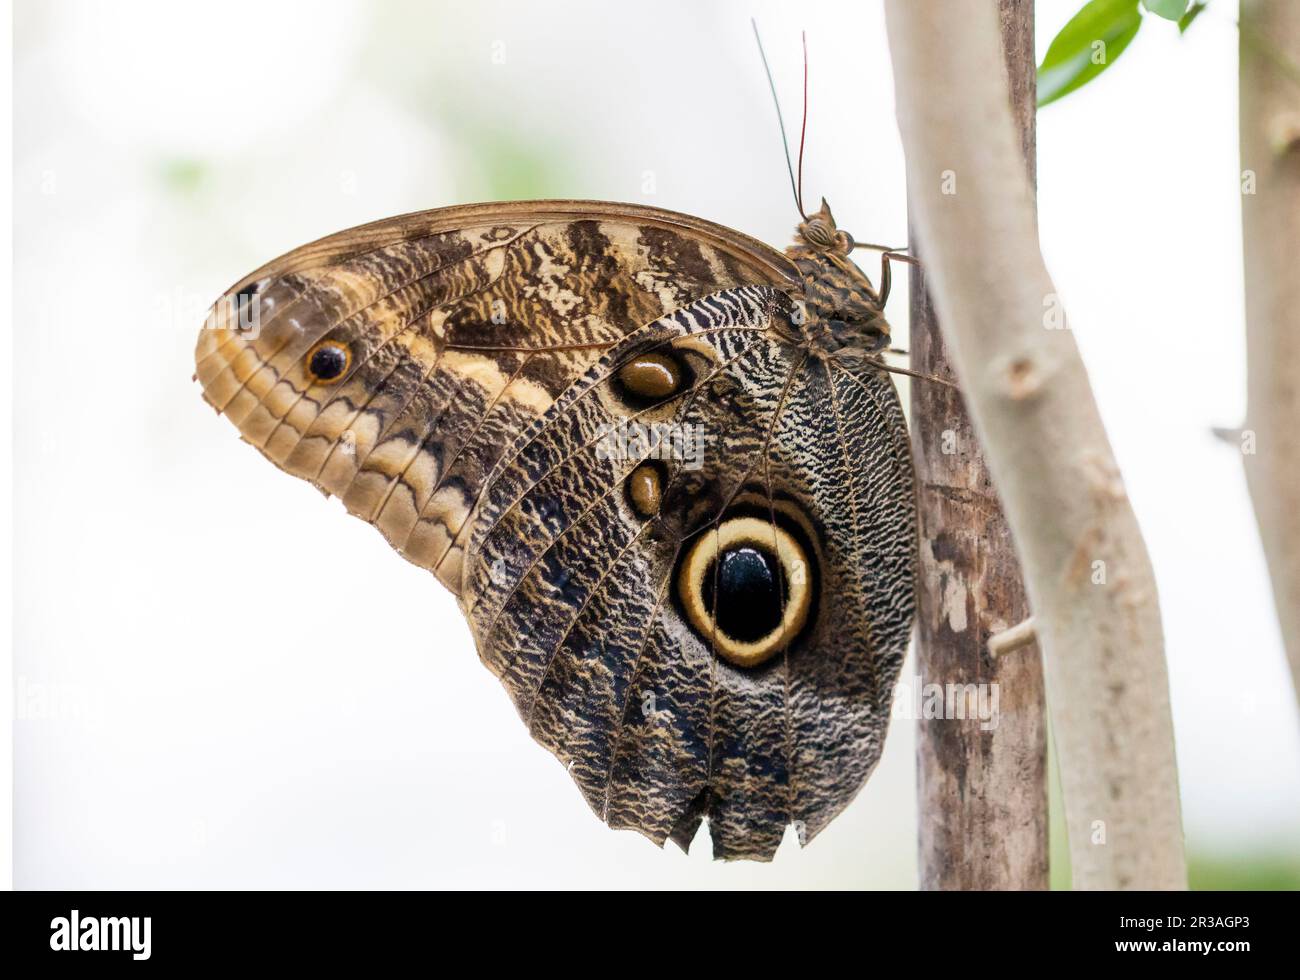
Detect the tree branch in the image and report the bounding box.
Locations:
[912,0,1047,892]
[989,617,1037,659]
[1240,0,1300,712]
[885,0,1186,890]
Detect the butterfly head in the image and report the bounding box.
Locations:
[795,198,855,254]
[787,199,891,359]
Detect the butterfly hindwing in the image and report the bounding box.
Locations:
[461,286,916,860]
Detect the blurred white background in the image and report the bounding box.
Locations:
[12,0,1299,888]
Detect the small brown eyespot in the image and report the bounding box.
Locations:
[626,462,664,518]
[306,340,350,384]
[676,516,814,669]
[617,351,683,402]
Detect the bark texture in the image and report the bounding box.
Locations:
[912,0,1048,891]
[886,0,1186,890]
[1240,0,1300,711]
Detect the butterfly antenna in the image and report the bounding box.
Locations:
[751,18,808,221]
[797,31,808,219]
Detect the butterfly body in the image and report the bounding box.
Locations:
[196,199,916,860]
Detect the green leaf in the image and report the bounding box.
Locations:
[1142,0,1189,20]
[1038,0,1144,107]
[1178,1,1208,33]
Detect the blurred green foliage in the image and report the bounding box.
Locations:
[1187,853,1300,890]
[160,157,206,194]
[1141,0,1190,21]
[459,125,565,202]
[1049,732,1299,890]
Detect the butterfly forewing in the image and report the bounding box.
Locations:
[196,202,797,592]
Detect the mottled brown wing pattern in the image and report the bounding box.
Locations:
[195,202,797,593]
[195,200,917,862]
[461,286,916,860]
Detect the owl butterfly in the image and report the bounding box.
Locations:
[195,198,916,861]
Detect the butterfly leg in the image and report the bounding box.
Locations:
[880,250,921,308]
[869,358,961,391]
[845,244,949,387]
[853,242,920,308]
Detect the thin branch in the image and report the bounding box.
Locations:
[885,0,1187,890]
[910,0,1047,892]
[988,617,1037,659]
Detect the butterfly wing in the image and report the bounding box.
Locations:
[196,202,916,860]
[195,201,798,593]
[462,286,916,861]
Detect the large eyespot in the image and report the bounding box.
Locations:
[676,516,814,668]
[306,340,350,384]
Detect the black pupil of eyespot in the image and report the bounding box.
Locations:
[702,546,786,644]
[309,345,347,380]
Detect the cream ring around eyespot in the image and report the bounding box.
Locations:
[677,516,812,669]
[305,339,351,384]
